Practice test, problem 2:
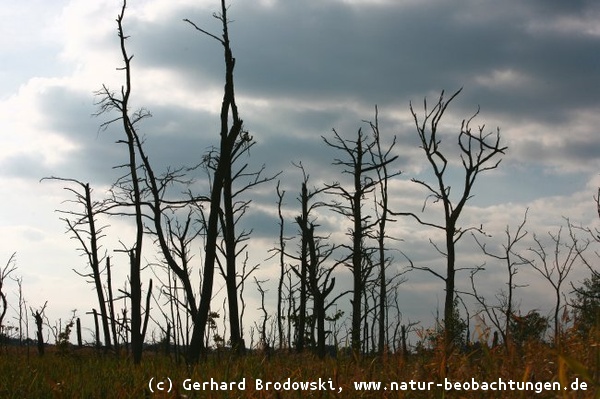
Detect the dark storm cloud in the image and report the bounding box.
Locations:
[528,0,598,15]
[114,0,600,174]
[225,0,600,119]
[121,1,472,103]
[57,0,595,178]
[23,0,600,231]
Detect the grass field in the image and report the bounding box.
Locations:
[0,330,598,399]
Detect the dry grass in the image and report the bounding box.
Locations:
[0,331,598,398]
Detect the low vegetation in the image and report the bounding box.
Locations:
[0,325,597,398]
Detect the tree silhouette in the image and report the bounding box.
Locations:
[291,164,345,357]
[397,89,506,356]
[528,222,589,345]
[470,209,530,350]
[42,177,115,352]
[364,108,403,354]
[94,0,154,364]
[0,253,17,337]
[185,0,253,361]
[324,127,397,355]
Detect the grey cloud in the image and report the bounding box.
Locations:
[0,151,52,180]
[88,0,600,179]
[93,0,599,120]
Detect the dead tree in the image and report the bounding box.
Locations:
[272,181,290,349]
[323,128,396,355]
[96,0,206,364]
[97,1,209,362]
[31,302,47,356]
[42,178,114,351]
[0,253,17,336]
[470,209,530,350]
[528,222,589,345]
[396,89,506,355]
[184,0,279,359]
[364,107,402,354]
[295,180,311,353]
[288,164,328,352]
[265,190,297,351]
[184,0,246,362]
[254,277,270,353]
[94,0,152,364]
[293,165,345,357]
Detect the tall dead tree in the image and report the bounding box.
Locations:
[99,0,210,362]
[295,181,309,352]
[397,89,506,355]
[364,108,402,354]
[324,128,396,355]
[97,0,207,363]
[184,0,247,361]
[276,183,286,349]
[95,0,153,364]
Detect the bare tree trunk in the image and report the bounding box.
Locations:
[94,0,148,364]
[82,183,112,351]
[185,0,244,363]
[106,257,119,354]
[76,318,82,348]
[35,313,44,356]
[444,226,456,353]
[296,183,309,352]
[92,308,100,349]
[275,182,286,349]
[222,172,243,352]
[31,302,47,357]
[365,109,401,355]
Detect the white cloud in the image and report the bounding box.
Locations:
[475,68,538,91]
[0,78,80,167]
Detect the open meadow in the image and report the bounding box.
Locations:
[1,331,598,399]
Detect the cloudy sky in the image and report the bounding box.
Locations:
[1,0,599,345]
